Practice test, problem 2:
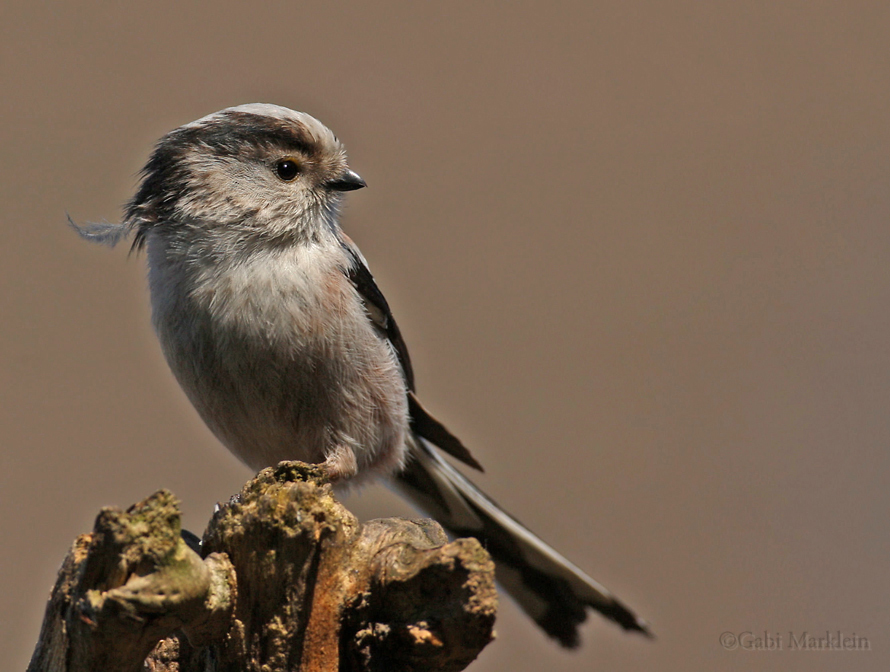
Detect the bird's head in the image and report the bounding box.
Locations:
[125,103,365,250]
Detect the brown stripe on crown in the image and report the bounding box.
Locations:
[171,111,324,161]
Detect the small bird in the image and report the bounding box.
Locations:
[74,104,650,647]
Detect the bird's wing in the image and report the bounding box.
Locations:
[339,235,651,646]
[339,234,483,471]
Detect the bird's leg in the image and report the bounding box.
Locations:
[321,444,359,483]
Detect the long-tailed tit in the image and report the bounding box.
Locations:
[74,104,650,647]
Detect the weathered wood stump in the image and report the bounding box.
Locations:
[28,462,497,672]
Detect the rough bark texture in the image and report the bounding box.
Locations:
[27,462,497,672]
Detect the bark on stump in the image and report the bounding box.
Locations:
[28,462,497,672]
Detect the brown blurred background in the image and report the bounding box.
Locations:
[3,2,889,670]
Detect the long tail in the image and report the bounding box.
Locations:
[390,435,652,648]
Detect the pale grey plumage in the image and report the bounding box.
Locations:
[74,104,650,646]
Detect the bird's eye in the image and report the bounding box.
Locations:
[275,159,300,181]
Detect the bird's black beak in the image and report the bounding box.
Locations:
[326,169,366,192]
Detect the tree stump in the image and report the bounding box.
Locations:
[27,462,497,672]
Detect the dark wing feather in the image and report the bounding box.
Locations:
[339,235,483,471]
[408,392,483,471]
[339,235,415,390]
